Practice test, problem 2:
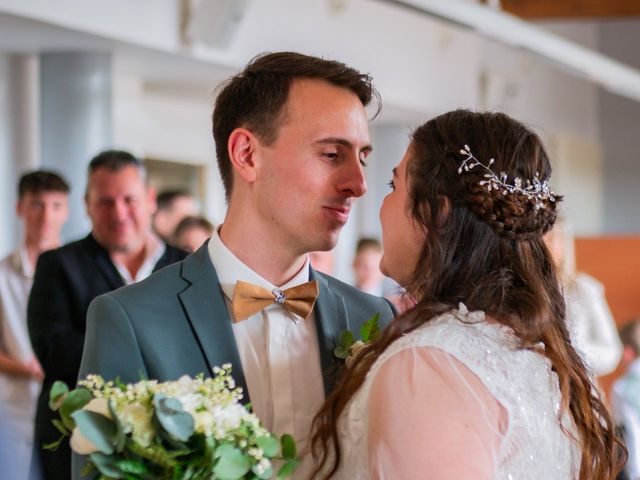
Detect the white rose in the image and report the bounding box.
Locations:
[193,411,215,435]
[118,403,154,447]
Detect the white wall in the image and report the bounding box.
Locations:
[0,53,17,257]
[598,19,640,234]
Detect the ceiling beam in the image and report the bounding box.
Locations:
[498,0,640,19]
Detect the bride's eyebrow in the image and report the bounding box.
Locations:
[392,167,398,177]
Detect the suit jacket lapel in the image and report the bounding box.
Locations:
[86,234,124,291]
[310,268,347,394]
[178,243,250,403]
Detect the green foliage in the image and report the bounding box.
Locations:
[277,460,300,479]
[48,380,69,410]
[280,435,296,461]
[360,313,381,342]
[213,444,251,479]
[49,371,300,479]
[335,312,381,361]
[333,329,356,359]
[72,410,118,455]
[60,388,92,430]
[153,394,195,442]
[89,453,127,479]
[255,436,279,457]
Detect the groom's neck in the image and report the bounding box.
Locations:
[218,216,307,287]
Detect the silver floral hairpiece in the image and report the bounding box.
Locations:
[458,144,556,210]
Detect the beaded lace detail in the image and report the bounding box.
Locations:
[335,304,581,479]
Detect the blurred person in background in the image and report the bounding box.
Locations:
[27,151,188,480]
[309,249,335,275]
[152,189,197,243]
[0,171,69,480]
[173,215,214,253]
[544,220,622,377]
[352,237,414,312]
[352,237,385,296]
[614,318,640,480]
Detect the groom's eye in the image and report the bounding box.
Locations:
[322,152,339,160]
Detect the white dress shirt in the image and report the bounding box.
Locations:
[0,245,41,480]
[113,233,166,285]
[208,229,325,478]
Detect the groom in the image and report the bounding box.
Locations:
[76,52,395,478]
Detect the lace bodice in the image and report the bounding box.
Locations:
[335,305,581,479]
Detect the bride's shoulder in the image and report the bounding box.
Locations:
[386,303,511,352]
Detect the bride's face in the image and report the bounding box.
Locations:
[379,148,426,286]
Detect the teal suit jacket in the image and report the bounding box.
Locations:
[78,241,395,401]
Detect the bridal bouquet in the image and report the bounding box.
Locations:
[46,364,298,479]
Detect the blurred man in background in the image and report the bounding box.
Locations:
[0,171,69,480]
[28,151,187,480]
[173,215,214,253]
[152,189,197,243]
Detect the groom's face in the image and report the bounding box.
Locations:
[253,78,372,253]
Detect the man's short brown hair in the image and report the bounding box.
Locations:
[212,51,379,200]
[18,170,69,198]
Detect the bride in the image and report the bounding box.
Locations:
[310,110,624,479]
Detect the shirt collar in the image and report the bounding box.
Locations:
[9,244,34,279]
[113,232,166,285]
[208,226,310,301]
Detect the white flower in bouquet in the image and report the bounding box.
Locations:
[46,365,299,480]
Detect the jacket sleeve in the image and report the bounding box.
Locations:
[78,293,148,384]
[27,251,85,385]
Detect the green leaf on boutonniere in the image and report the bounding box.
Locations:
[333,329,356,359]
[360,313,381,343]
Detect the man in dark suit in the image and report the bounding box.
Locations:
[28,151,188,480]
[77,52,395,479]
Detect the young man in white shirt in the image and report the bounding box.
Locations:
[0,170,69,480]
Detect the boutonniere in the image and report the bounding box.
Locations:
[334,313,381,368]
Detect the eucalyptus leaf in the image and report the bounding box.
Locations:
[276,459,300,479]
[72,410,117,455]
[213,444,251,480]
[89,452,127,478]
[280,434,296,460]
[153,393,194,442]
[255,436,279,458]
[60,388,92,430]
[48,381,69,411]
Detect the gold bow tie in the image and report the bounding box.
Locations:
[231,280,319,323]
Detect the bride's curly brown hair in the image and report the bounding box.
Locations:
[310,110,625,479]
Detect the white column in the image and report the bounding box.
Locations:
[40,52,112,241]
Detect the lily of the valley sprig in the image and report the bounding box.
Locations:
[334,313,381,368]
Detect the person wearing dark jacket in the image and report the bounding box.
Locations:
[27,150,188,480]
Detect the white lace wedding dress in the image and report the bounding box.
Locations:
[334,304,581,479]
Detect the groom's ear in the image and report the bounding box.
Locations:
[228,127,258,184]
